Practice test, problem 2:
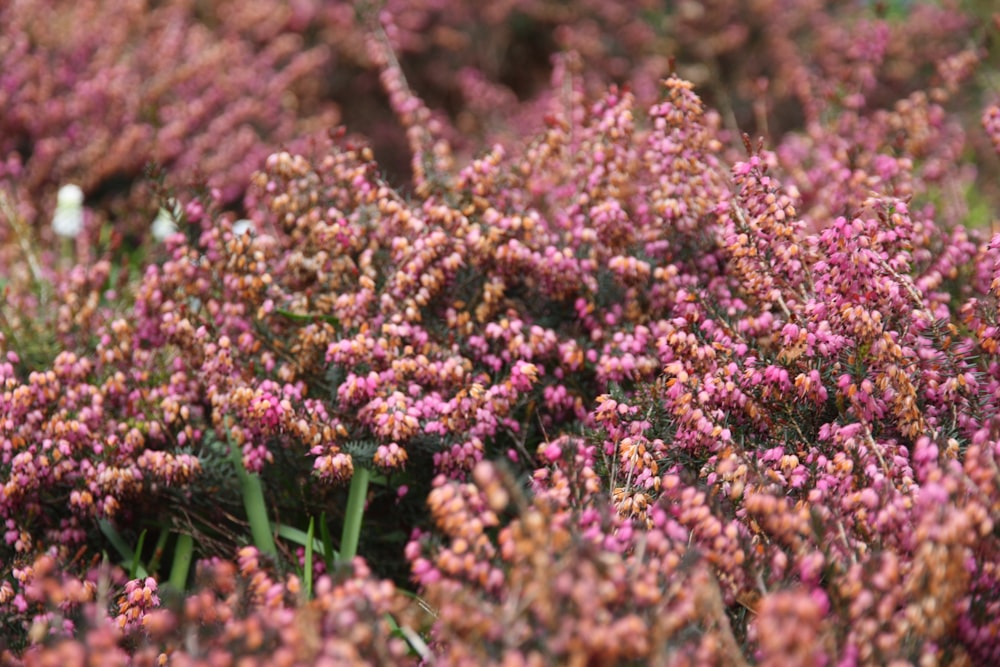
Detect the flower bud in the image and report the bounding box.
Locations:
[52,184,84,238]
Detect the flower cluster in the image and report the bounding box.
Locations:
[408,456,753,665]
[1,550,415,667]
[115,577,159,632]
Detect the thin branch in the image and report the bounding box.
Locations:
[0,189,48,304]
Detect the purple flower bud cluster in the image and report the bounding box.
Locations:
[0,0,337,238]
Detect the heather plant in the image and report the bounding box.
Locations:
[0,0,337,242]
[335,1,995,179]
[0,549,417,665]
[3,0,992,243]
[3,1,1000,665]
[402,66,1000,664]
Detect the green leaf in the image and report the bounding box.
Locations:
[169,533,194,591]
[393,619,432,661]
[274,308,340,329]
[273,522,337,560]
[131,529,147,579]
[146,529,171,574]
[338,466,370,563]
[98,519,148,579]
[304,517,315,600]
[227,425,277,557]
[319,511,336,574]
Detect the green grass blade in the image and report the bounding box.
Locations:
[146,529,171,574]
[304,517,315,600]
[394,619,431,661]
[131,529,147,579]
[98,519,148,579]
[319,511,335,574]
[273,522,337,560]
[274,308,340,329]
[168,533,194,591]
[226,427,277,557]
[339,466,370,563]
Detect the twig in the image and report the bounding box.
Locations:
[0,189,49,304]
[875,255,934,322]
[731,202,794,321]
[864,428,895,485]
[695,567,751,667]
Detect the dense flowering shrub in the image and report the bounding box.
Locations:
[0,550,413,665]
[3,0,1000,665]
[1,0,991,236]
[397,65,1000,662]
[0,0,338,235]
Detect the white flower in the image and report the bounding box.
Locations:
[151,199,182,242]
[52,184,84,238]
[233,218,254,236]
